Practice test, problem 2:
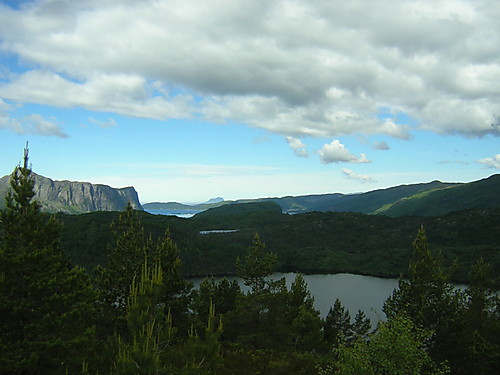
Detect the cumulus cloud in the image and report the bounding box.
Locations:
[477,154,500,169]
[0,0,499,139]
[319,140,370,164]
[0,112,68,137]
[285,136,308,157]
[342,168,376,183]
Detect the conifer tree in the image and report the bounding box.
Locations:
[350,310,371,343]
[0,145,97,374]
[154,228,191,325]
[177,301,223,374]
[460,258,500,375]
[105,202,149,305]
[113,257,174,375]
[287,274,323,351]
[383,225,465,372]
[236,233,277,294]
[323,298,352,349]
[95,202,151,338]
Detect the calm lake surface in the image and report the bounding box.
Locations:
[192,272,400,323]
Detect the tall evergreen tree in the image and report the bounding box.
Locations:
[154,228,192,328]
[113,257,174,375]
[236,233,277,295]
[350,310,371,343]
[0,145,97,374]
[323,298,352,349]
[383,225,465,373]
[94,202,151,339]
[459,258,500,375]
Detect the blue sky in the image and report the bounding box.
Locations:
[1,0,499,204]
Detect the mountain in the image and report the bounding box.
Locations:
[0,173,143,214]
[143,174,499,217]
[258,180,458,214]
[205,197,224,204]
[375,174,500,217]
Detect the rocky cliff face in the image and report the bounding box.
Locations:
[0,173,143,214]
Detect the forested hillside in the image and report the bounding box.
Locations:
[60,201,500,282]
[376,174,500,216]
[1,152,498,374]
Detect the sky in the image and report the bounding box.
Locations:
[0,0,499,204]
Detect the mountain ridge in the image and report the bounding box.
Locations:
[0,173,143,213]
[143,174,500,218]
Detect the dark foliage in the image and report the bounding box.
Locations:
[59,204,500,282]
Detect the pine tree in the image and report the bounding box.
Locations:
[0,145,97,374]
[287,274,323,352]
[94,202,150,338]
[0,144,60,255]
[383,225,465,372]
[350,310,371,343]
[113,257,174,375]
[236,233,277,294]
[323,298,352,349]
[154,228,191,326]
[177,301,223,374]
[460,258,500,375]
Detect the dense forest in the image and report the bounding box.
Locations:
[1,150,499,374]
[58,201,500,282]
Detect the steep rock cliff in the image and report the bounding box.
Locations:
[0,173,143,214]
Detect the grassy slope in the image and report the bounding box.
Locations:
[379,174,500,217]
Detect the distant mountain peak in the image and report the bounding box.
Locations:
[205,197,224,204]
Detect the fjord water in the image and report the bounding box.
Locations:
[193,272,400,323]
[145,209,202,218]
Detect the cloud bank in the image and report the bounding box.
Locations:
[0,0,499,145]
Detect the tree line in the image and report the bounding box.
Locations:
[0,148,498,374]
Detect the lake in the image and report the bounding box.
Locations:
[192,272,400,323]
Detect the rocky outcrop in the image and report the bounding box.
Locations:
[0,173,143,214]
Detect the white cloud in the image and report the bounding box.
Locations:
[0,0,499,139]
[285,136,308,157]
[342,168,376,183]
[88,117,116,128]
[319,140,370,164]
[0,111,67,137]
[477,154,500,169]
[0,71,194,120]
